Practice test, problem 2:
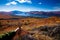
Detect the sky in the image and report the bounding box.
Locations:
[0,0,60,12]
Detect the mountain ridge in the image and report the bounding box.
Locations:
[0,11,60,18]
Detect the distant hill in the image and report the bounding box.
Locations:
[11,10,24,15]
[28,11,60,17]
[0,11,60,18]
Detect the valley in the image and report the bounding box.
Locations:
[0,11,60,40]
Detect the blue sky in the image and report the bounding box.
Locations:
[0,0,60,12]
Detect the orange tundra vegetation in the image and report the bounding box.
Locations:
[0,16,60,34]
[0,16,60,40]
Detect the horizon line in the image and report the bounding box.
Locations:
[0,10,60,12]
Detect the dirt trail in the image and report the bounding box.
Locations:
[12,28,29,40]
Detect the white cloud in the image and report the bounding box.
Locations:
[6,3,11,5]
[15,0,32,3]
[11,1,17,4]
[6,1,17,6]
[5,0,32,5]
[39,2,42,5]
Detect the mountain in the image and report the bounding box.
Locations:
[0,12,12,18]
[11,10,24,15]
[0,11,60,18]
[27,11,60,17]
